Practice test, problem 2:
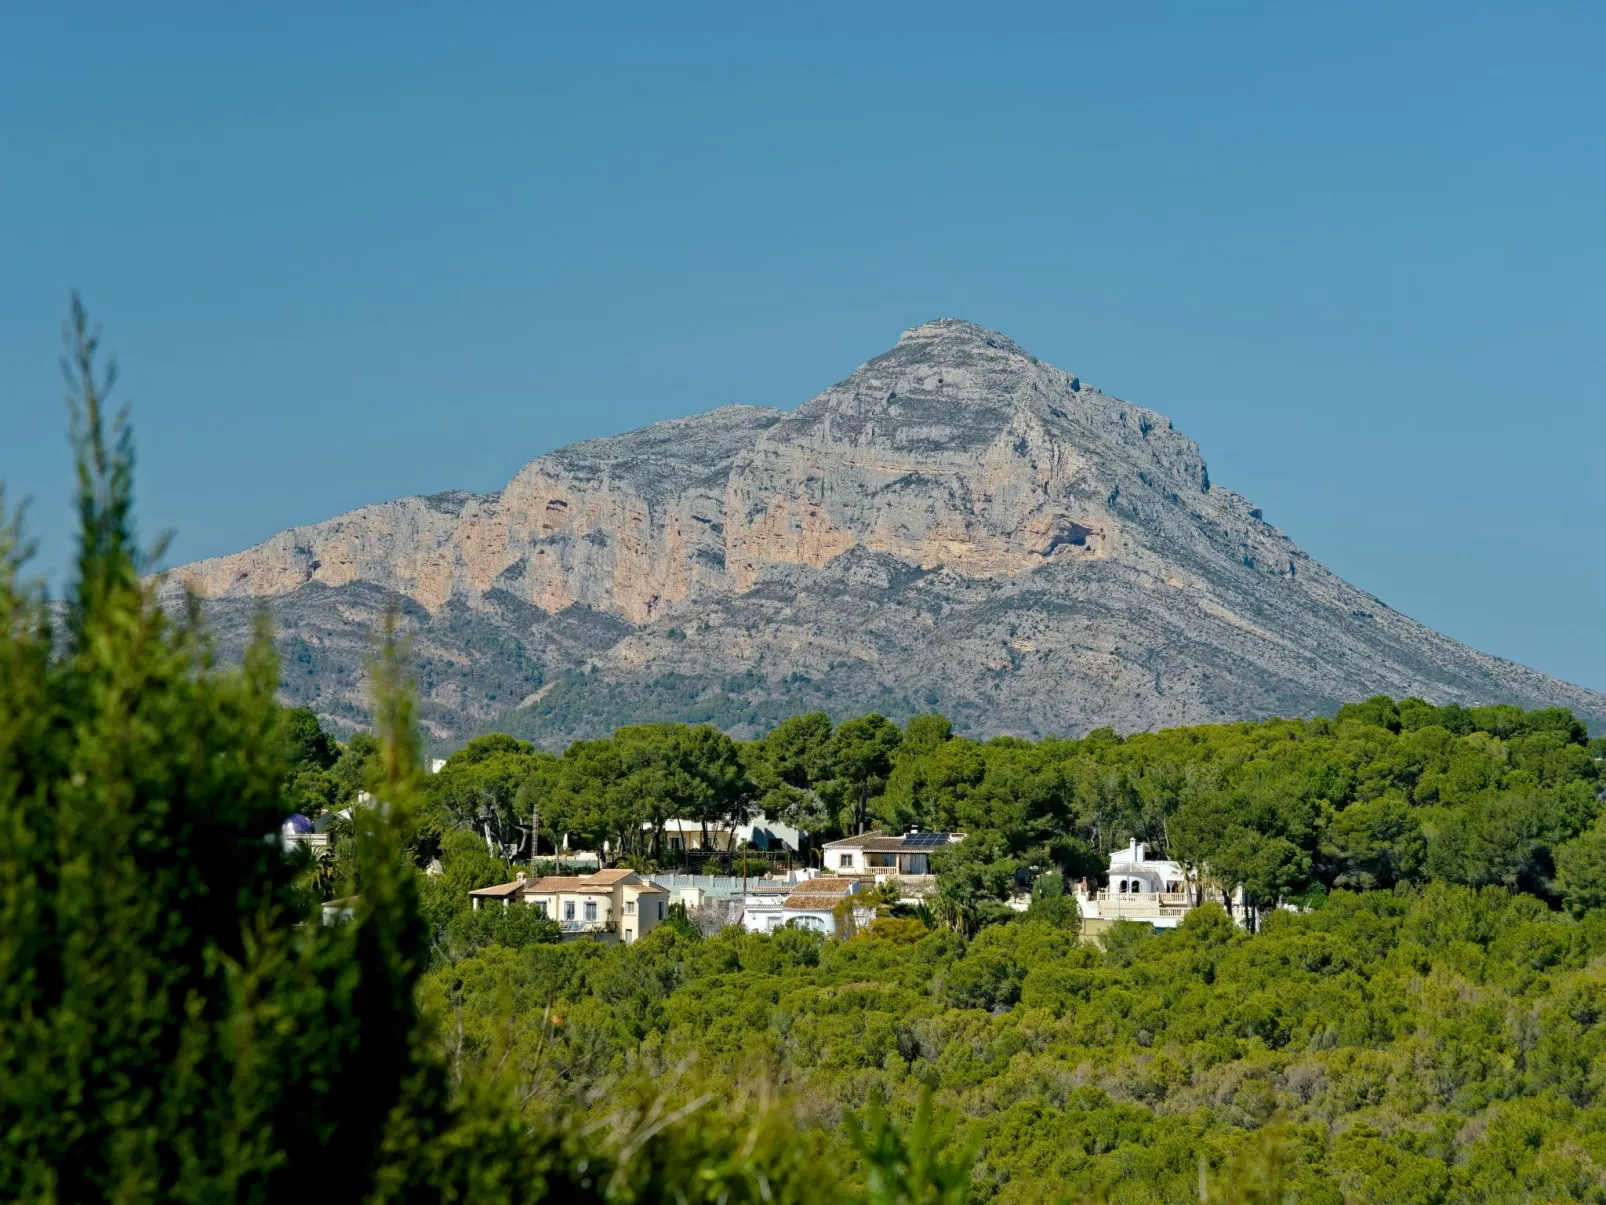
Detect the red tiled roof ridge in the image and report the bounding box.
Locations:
[468,880,527,896]
[471,869,670,897]
[784,893,873,909]
[519,876,590,891]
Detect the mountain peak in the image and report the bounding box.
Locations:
[896,318,1030,358]
[169,323,1606,744]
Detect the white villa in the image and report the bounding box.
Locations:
[821,831,963,875]
[819,831,960,904]
[740,875,875,936]
[1074,840,1195,930]
[469,868,668,944]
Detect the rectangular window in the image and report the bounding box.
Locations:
[564,901,575,921]
[839,852,854,868]
[533,902,547,917]
[658,901,665,920]
[625,928,633,942]
[584,901,597,922]
[625,900,636,915]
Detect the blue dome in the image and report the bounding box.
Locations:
[283,813,315,835]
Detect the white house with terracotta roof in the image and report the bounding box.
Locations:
[821,831,963,875]
[469,868,669,944]
[740,874,875,936]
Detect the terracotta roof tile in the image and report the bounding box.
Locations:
[517,876,590,892]
[803,876,870,892]
[785,894,869,910]
[469,880,528,897]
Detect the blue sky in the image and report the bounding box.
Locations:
[2,2,1602,692]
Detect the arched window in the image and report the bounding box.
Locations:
[1131,879,1143,894]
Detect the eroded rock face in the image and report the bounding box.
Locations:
[174,321,1235,616]
[171,319,1606,745]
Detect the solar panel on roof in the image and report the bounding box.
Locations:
[906,832,945,846]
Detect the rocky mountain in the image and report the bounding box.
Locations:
[170,320,1606,748]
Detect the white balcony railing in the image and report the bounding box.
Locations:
[1084,892,1191,918]
[1093,891,1191,906]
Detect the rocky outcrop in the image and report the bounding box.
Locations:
[172,320,1606,746]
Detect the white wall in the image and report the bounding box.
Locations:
[782,910,832,934]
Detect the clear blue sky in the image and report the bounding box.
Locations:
[2,3,1602,692]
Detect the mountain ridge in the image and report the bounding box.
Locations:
[168,320,1606,745]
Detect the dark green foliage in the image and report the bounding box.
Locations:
[746,710,836,832]
[460,692,1599,931]
[416,828,520,944]
[277,705,340,771]
[443,900,562,956]
[1023,871,1080,931]
[901,713,955,759]
[659,901,703,941]
[822,713,904,833]
[427,884,1606,1204]
[332,730,382,800]
[535,721,749,863]
[427,735,548,858]
[1557,823,1606,917]
[286,764,341,814]
[847,1089,974,1205]
[1337,694,1402,733]
[0,302,440,1202]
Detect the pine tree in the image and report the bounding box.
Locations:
[0,300,452,1202]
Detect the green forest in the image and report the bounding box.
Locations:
[394,690,1606,937]
[6,304,1606,1202]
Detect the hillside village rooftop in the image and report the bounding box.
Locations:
[821,831,963,875]
[469,868,667,944]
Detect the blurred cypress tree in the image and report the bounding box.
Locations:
[0,299,512,1202]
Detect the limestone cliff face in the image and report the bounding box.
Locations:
[173,320,1606,746]
[174,405,784,623]
[176,321,1253,617]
